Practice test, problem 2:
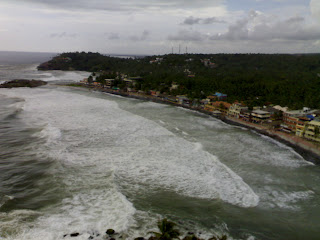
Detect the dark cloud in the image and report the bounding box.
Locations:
[182,16,226,25]
[50,32,77,38]
[168,30,206,41]
[129,30,150,41]
[10,0,224,12]
[107,32,120,40]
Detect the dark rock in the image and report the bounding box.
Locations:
[106,229,115,235]
[110,238,116,240]
[0,79,47,88]
[88,236,94,240]
[70,232,80,237]
[63,234,68,238]
[134,237,145,240]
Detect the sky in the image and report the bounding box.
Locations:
[0,0,320,55]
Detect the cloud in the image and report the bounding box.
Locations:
[310,0,320,21]
[168,30,206,41]
[107,32,120,40]
[182,16,226,25]
[129,30,150,41]
[209,10,320,42]
[9,0,224,12]
[50,32,77,38]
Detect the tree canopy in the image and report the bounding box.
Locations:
[38,52,320,109]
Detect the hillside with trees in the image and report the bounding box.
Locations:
[38,52,320,109]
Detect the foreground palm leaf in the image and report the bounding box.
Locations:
[151,219,180,240]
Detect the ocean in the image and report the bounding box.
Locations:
[0,52,320,240]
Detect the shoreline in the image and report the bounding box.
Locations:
[68,84,320,165]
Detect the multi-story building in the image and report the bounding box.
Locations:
[105,79,115,88]
[251,110,271,123]
[296,117,312,137]
[228,103,248,119]
[304,120,320,142]
[283,109,318,133]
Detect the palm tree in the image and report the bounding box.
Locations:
[151,219,180,240]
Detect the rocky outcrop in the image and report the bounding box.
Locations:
[0,79,47,88]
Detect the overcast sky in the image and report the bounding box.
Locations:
[1,0,319,54]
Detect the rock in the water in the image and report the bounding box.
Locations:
[70,232,80,237]
[134,237,145,240]
[0,79,47,88]
[106,229,115,235]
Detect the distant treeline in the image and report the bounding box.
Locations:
[38,51,320,109]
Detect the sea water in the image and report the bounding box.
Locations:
[0,52,320,240]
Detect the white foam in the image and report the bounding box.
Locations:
[136,101,167,108]
[194,142,203,151]
[234,133,311,168]
[0,87,262,240]
[33,124,62,144]
[37,70,90,82]
[0,195,14,208]
[11,188,136,240]
[258,133,313,165]
[261,188,314,210]
[1,87,259,208]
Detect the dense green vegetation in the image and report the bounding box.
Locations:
[38,52,320,109]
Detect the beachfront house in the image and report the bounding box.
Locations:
[177,95,190,106]
[251,109,271,123]
[204,101,231,115]
[303,119,320,142]
[166,96,178,103]
[282,109,318,133]
[239,109,252,122]
[105,79,115,89]
[296,116,313,137]
[228,103,248,119]
[208,92,227,101]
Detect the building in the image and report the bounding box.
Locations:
[123,78,136,87]
[251,110,271,123]
[177,95,190,105]
[105,79,115,88]
[228,103,248,119]
[166,96,178,103]
[282,109,318,133]
[208,92,227,101]
[205,101,231,114]
[170,82,179,91]
[240,109,252,122]
[304,120,320,142]
[150,90,160,97]
[296,117,313,137]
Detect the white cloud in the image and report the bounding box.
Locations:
[0,0,319,54]
[210,10,320,42]
[181,16,226,25]
[310,0,320,20]
[7,0,225,12]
